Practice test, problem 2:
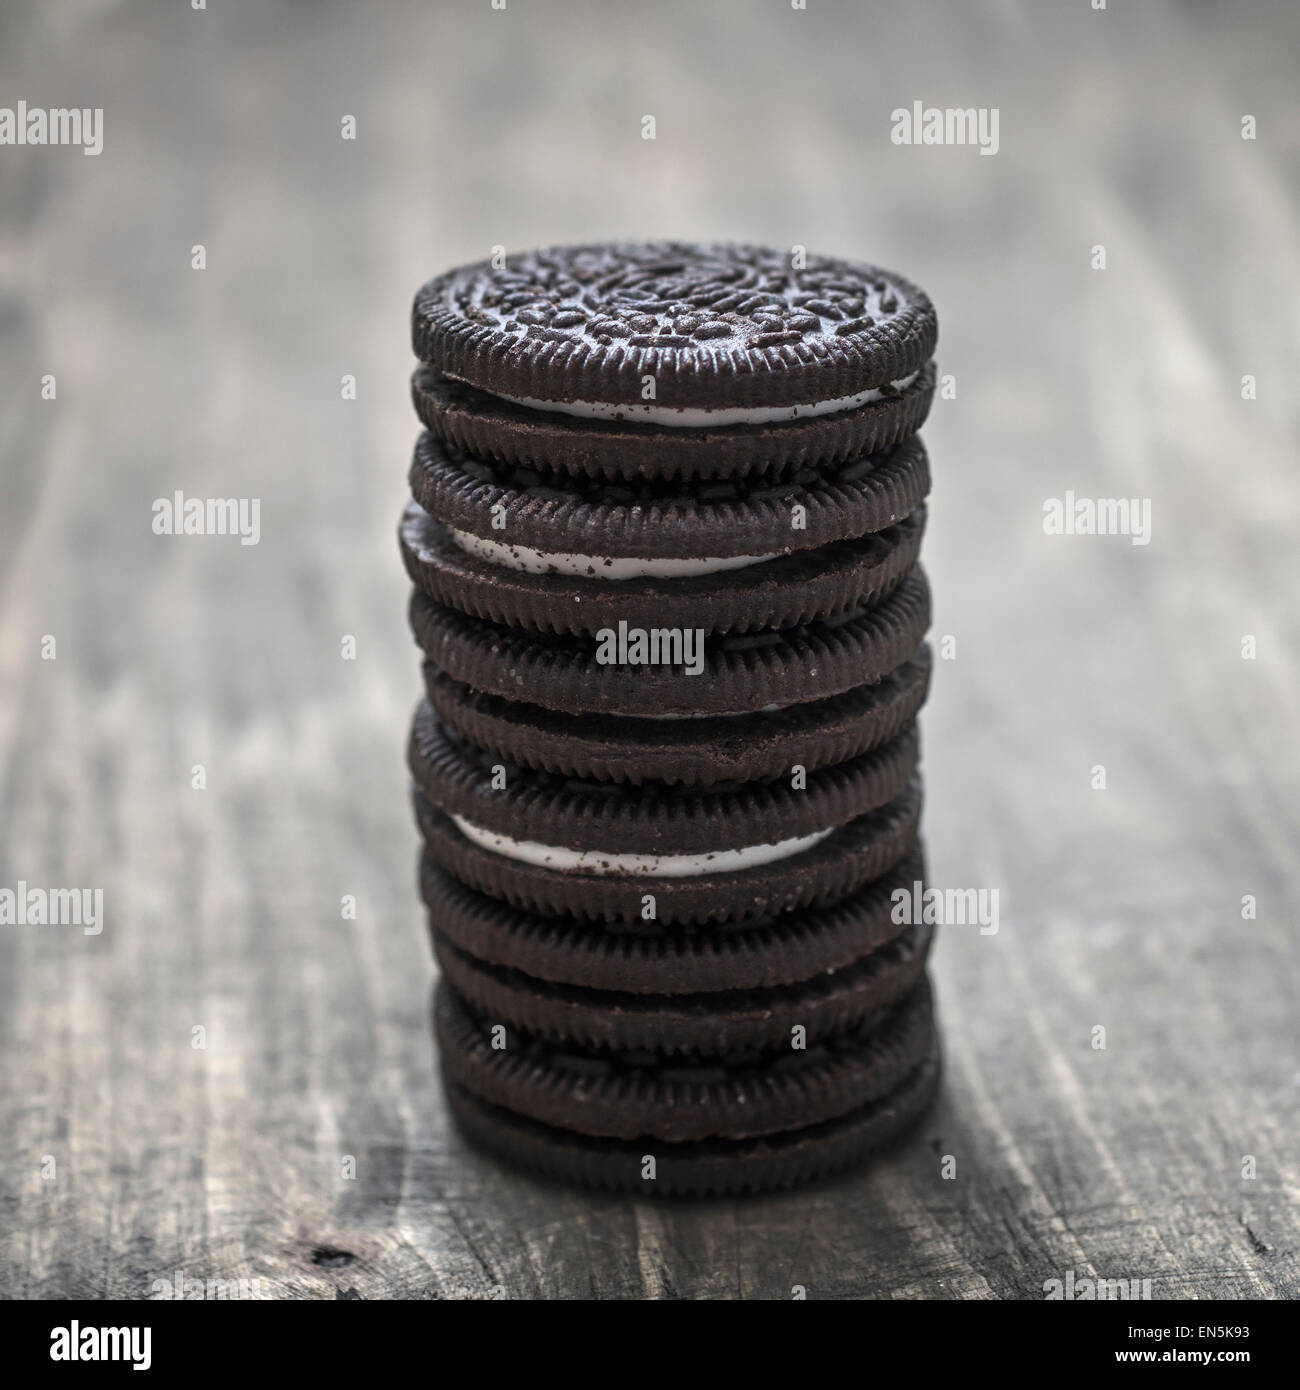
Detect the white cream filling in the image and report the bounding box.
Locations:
[474,370,920,428]
[451,814,832,877]
[449,528,775,579]
[637,701,787,721]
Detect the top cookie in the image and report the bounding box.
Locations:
[411,242,937,421]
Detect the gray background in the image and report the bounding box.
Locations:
[1,0,1297,1299]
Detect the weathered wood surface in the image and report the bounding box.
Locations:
[1,0,1297,1300]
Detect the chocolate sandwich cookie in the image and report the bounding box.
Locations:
[411,362,936,482]
[430,914,933,1055]
[408,699,919,861]
[410,699,922,925]
[407,431,929,577]
[413,778,921,925]
[408,567,930,720]
[441,1031,942,1197]
[401,499,925,638]
[421,646,932,787]
[420,847,926,996]
[443,1057,940,1196]
[400,434,928,635]
[435,975,934,1143]
[410,242,937,478]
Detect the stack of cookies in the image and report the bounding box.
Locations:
[402,243,940,1195]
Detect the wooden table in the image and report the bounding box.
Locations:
[1,0,1296,1299]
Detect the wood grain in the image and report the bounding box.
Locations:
[0,0,1297,1299]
